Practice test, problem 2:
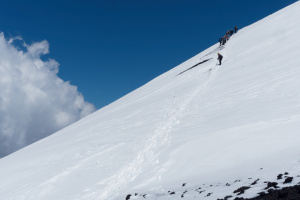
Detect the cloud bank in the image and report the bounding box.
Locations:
[0,33,96,158]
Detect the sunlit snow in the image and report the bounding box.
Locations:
[0,1,300,200]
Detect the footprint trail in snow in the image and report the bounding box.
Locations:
[97,60,221,200]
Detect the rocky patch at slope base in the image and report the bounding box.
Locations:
[125,172,300,200]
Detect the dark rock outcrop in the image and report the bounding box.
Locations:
[251,179,260,186]
[283,177,293,184]
[265,182,279,189]
[245,185,300,200]
[233,186,251,195]
[125,194,131,200]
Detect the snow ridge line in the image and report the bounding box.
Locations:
[98,62,220,200]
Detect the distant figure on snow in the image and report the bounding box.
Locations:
[234,26,238,33]
[230,29,234,36]
[225,34,229,41]
[219,38,223,46]
[222,37,226,45]
[217,53,223,65]
[226,30,231,39]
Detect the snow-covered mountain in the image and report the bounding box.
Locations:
[1,2,300,200]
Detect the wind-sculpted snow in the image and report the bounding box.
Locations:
[0,1,300,200]
[177,58,212,75]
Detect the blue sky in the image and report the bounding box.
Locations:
[0,0,297,109]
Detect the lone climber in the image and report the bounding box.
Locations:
[217,53,223,65]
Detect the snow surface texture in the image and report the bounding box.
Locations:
[1,1,300,200]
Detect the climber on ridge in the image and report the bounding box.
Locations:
[234,26,238,33]
[219,38,223,46]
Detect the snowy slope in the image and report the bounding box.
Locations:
[1,1,300,200]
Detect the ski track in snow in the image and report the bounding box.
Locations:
[96,60,221,200]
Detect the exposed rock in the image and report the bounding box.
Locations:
[258,192,266,197]
[125,194,131,200]
[233,186,251,195]
[265,182,279,189]
[206,192,212,196]
[234,197,245,200]
[268,189,275,194]
[277,190,288,198]
[251,179,260,185]
[248,185,300,199]
[126,174,300,200]
[283,177,293,184]
[224,195,233,200]
[181,190,187,198]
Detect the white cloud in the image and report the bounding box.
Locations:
[26,40,49,58]
[8,36,22,44]
[0,32,96,158]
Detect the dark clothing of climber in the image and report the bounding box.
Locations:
[234,26,238,33]
[219,38,223,45]
[218,53,223,65]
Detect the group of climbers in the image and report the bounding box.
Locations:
[218,26,238,46]
[217,26,238,65]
